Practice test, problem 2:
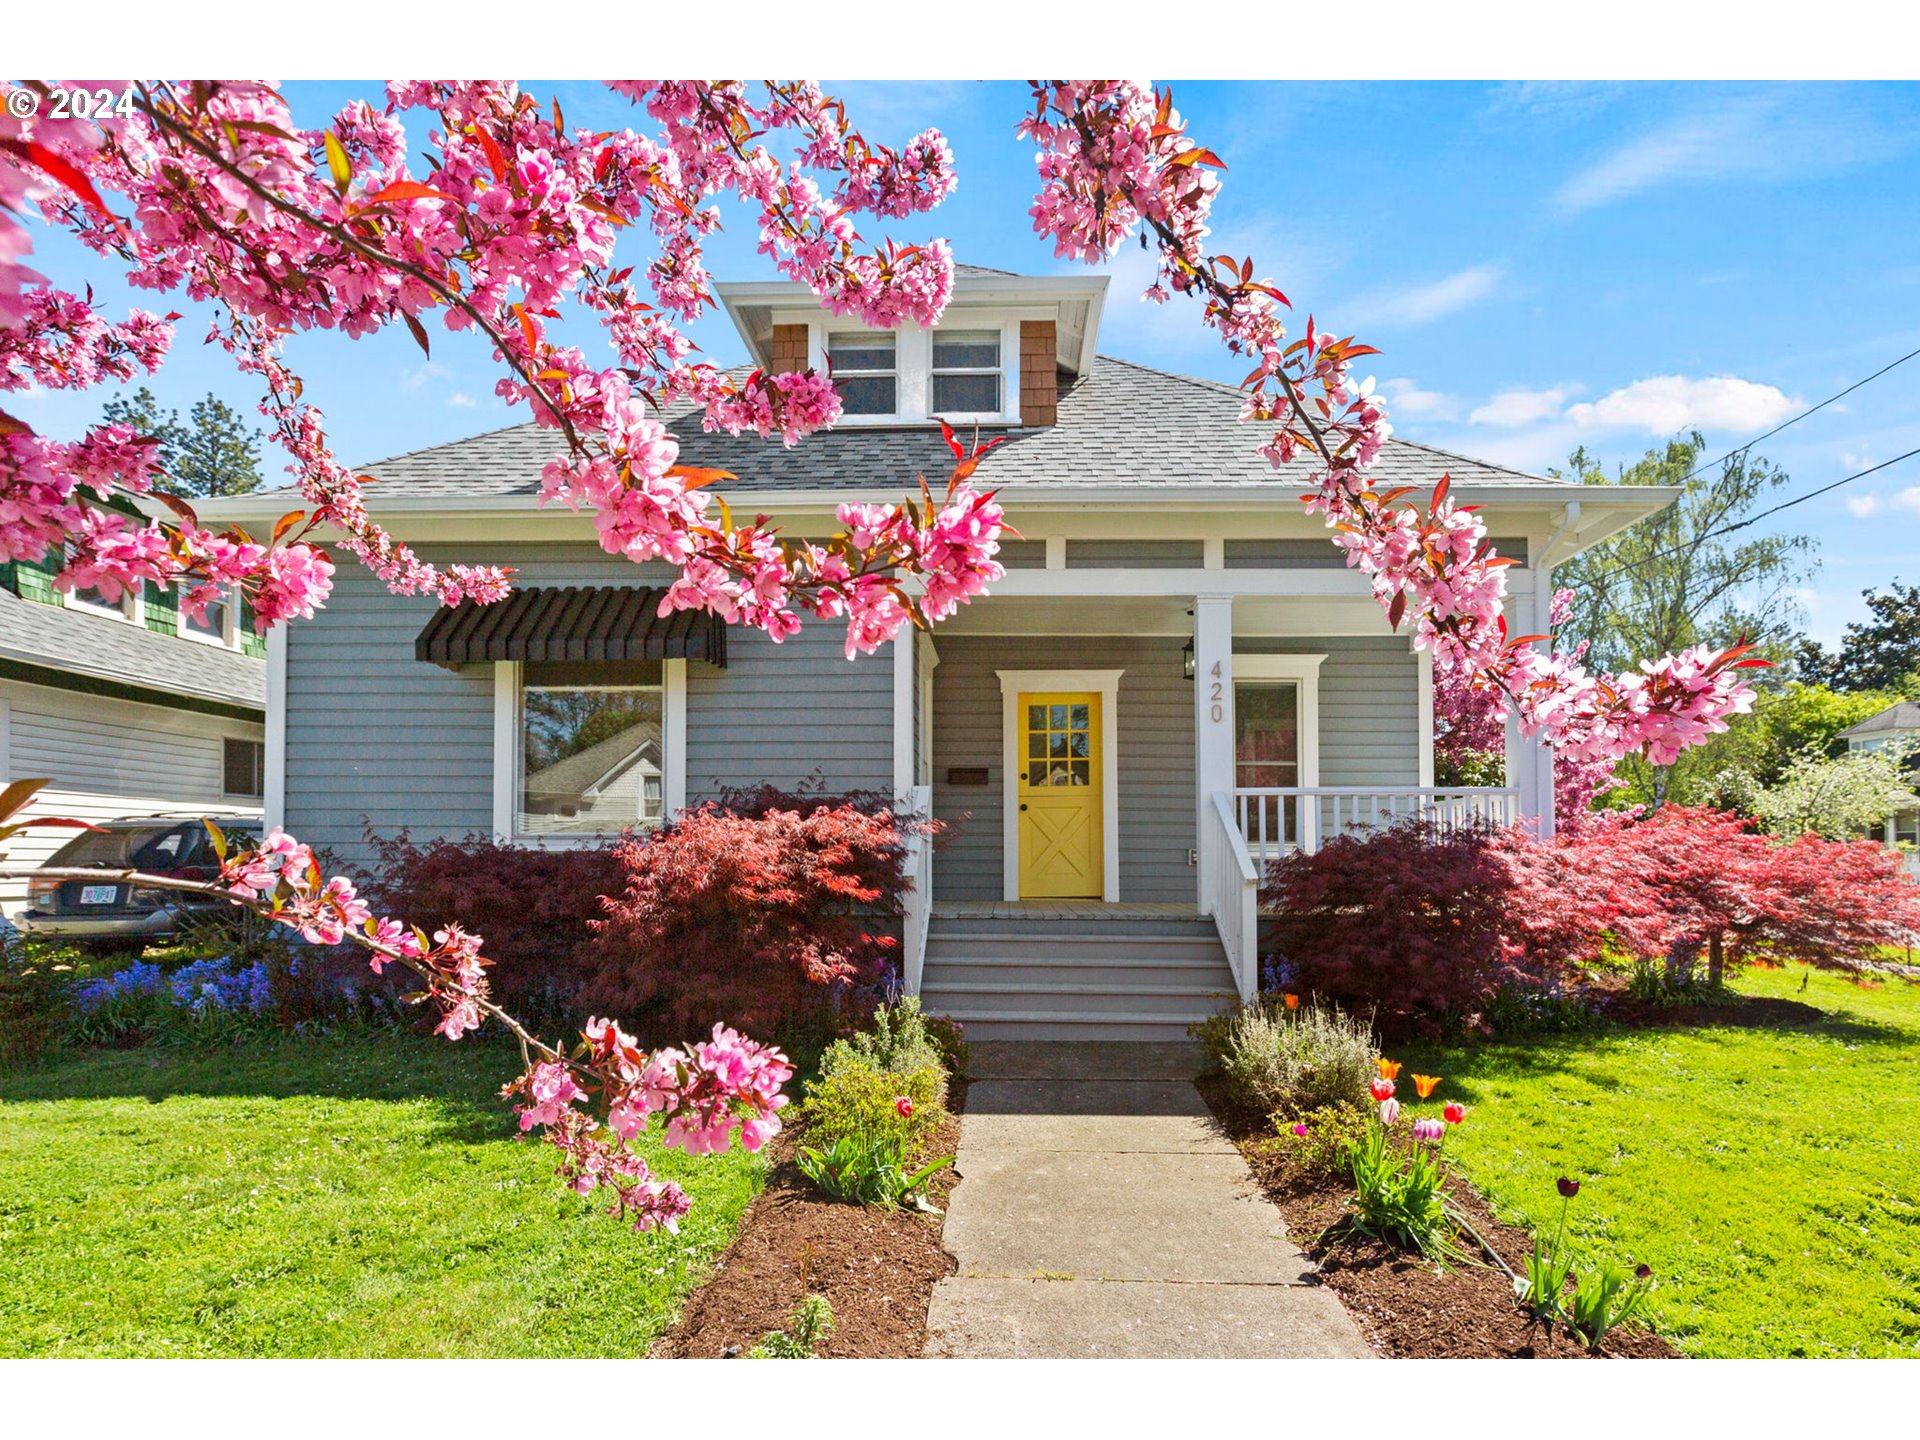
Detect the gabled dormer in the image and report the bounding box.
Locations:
[717,264,1107,429]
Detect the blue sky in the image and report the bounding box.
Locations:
[15,79,1919,646]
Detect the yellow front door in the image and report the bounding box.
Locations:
[1017,692,1103,898]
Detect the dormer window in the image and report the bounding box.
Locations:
[827,331,897,417]
[932,329,1003,417]
[181,585,237,647]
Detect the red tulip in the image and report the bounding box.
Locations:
[1369,1077,1396,1102]
[895,1097,914,1118]
[1443,1102,1466,1125]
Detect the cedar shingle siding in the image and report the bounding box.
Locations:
[1019,319,1058,427]
[770,323,809,374]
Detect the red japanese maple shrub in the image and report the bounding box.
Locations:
[1264,821,1621,1021]
[585,801,911,1041]
[1563,806,1920,983]
[367,830,624,1032]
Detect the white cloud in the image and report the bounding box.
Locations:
[1563,375,1797,435]
[1846,494,1882,518]
[1379,377,1458,421]
[402,362,448,395]
[1345,264,1504,330]
[1469,386,1572,428]
[1893,486,1920,517]
[1556,89,1908,214]
[446,391,476,409]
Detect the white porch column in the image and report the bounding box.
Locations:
[1194,594,1235,913]
[891,625,915,805]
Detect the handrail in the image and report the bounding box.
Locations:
[1207,790,1261,1001]
[901,784,934,997]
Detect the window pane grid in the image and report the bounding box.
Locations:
[1023,702,1091,787]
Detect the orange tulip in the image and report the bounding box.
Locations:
[1376,1058,1402,1080]
[1283,993,1300,1010]
[1412,1074,1442,1099]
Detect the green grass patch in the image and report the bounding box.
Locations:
[1398,967,1920,1358]
[0,1030,765,1357]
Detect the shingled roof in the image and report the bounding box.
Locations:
[0,588,265,712]
[349,355,1554,500]
[1839,701,1920,738]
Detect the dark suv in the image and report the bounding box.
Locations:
[17,815,261,952]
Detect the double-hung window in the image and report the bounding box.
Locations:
[827,331,897,417]
[931,328,1003,417]
[181,585,236,646]
[516,661,665,838]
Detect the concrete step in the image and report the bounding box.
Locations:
[922,980,1234,1018]
[947,1014,1210,1043]
[925,933,1229,964]
[921,957,1232,989]
[929,916,1219,940]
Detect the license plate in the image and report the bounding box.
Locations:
[79,885,120,906]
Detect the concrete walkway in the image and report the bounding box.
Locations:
[923,1041,1372,1358]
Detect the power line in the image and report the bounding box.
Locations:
[1669,342,1920,486]
[1571,446,1920,588]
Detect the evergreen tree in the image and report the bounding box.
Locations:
[101,387,264,497]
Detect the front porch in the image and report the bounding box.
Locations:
[895,582,1538,1027]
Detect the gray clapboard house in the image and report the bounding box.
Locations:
[205,264,1673,1038]
[0,548,268,914]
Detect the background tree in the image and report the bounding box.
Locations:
[1797,580,1920,693]
[101,386,264,497]
[1554,433,1813,808]
[1745,746,1919,840]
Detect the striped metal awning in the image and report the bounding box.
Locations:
[414,586,727,669]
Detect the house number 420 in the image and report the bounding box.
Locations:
[1209,662,1224,723]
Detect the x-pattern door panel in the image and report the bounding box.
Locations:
[1017,692,1103,898]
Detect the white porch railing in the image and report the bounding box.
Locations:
[1205,790,1261,1002]
[1234,786,1522,869]
[901,784,934,997]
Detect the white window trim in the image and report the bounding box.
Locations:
[178,584,240,649]
[822,326,901,423]
[786,306,1042,428]
[1232,653,1323,790]
[929,326,1007,426]
[493,658,688,849]
[996,668,1123,903]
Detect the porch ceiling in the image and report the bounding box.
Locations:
[936,593,1398,637]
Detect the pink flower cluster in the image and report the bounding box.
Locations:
[3,78,977,655]
[1018,80,1762,793]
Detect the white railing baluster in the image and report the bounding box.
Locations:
[1229,785,1523,856]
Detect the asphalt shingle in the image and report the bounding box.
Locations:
[0,590,266,711]
[350,355,1555,500]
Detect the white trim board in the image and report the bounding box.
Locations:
[996,668,1123,904]
[264,624,287,832]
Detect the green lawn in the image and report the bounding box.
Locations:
[0,1031,765,1357]
[1399,967,1920,1358]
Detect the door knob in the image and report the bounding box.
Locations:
[1019,803,1028,811]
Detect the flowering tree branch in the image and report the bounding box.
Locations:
[1019,80,1765,783]
[0,803,791,1234]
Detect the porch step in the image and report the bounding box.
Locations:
[919,915,1238,1043]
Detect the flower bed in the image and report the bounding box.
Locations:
[652,1088,963,1358]
[1196,1075,1678,1359]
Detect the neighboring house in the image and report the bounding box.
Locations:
[200,263,1675,1037]
[1838,701,1920,874]
[0,550,268,915]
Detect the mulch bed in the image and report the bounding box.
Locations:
[652,1084,963,1359]
[1196,1076,1679,1360]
